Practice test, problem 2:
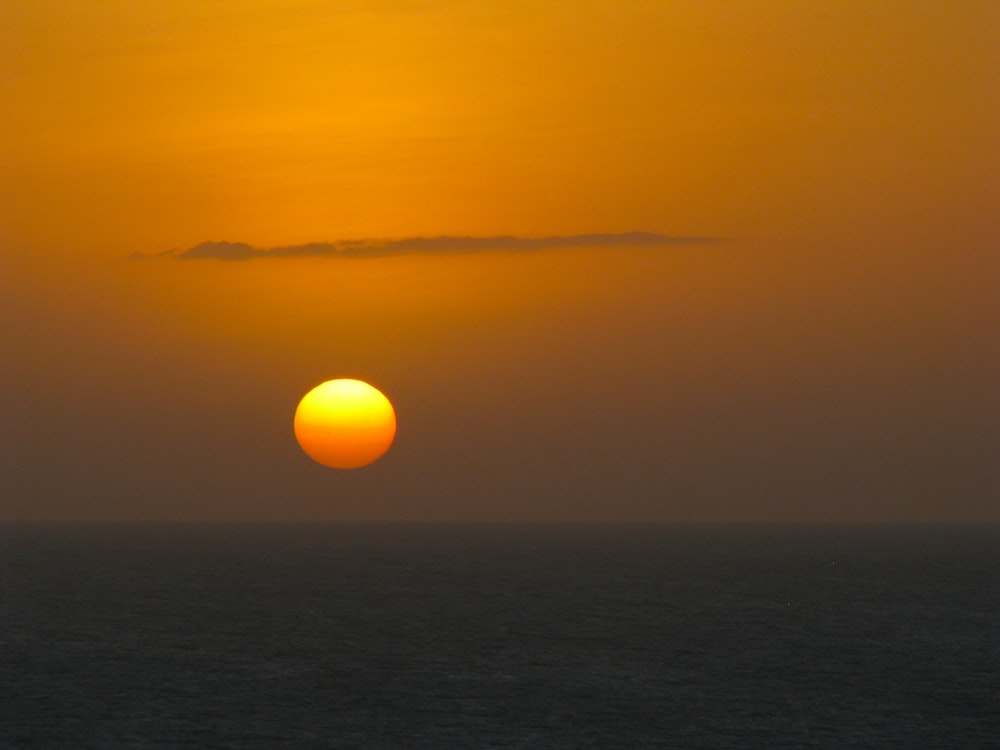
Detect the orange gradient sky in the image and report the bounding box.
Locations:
[2,1,997,521]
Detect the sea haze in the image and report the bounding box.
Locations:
[1,523,997,748]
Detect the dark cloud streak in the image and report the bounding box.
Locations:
[131,232,721,261]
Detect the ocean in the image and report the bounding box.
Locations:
[1,523,997,748]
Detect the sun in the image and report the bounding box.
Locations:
[293,379,397,469]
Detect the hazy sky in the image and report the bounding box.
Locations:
[2,0,997,521]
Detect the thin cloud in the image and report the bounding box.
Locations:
[131,232,722,261]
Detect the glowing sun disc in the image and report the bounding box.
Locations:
[294,379,396,469]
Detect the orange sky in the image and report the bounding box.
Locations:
[2,1,997,521]
[4,0,996,252]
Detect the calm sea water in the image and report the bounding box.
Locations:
[0,523,997,748]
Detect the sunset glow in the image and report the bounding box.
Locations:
[2,0,996,522]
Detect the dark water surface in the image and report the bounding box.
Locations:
[1,524,997,748]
